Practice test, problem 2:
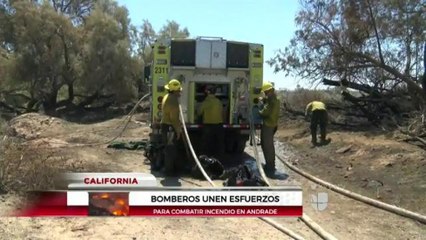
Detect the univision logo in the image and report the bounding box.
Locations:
[311,192,328,211]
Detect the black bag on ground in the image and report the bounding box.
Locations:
[223,164,268,187]
[191,155,225,180]
[144,143,164,171]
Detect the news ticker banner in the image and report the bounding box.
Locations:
[13,173,303,217]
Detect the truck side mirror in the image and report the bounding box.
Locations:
[144,65,151,83]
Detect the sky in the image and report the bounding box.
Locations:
[116,0,302,90]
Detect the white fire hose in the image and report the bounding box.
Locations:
[244,80,337,240]
[178,104,306,240]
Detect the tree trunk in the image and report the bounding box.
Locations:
[68,83,74,102]
[26,99,41,112]
[423,43,426,95]
[42,92,58,116]
[0,101,20,114]
[77,92,114,108]
[323,78,380,95]
[350,51,424,99]
[341,91,380,125]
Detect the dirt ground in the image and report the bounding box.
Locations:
[276,118,426,215]
[0,113,425,240]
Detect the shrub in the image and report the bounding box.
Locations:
[0,137,61,193]
[279,87,342,113]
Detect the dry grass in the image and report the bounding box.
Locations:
[277,88,375,129]
[279,87,342,112]
[0,113,114,194]
[0,137,61,193]
[0,118,78,193]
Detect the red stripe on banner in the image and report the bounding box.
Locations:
[14,206,302,217]
[129,206,302,217]
[33,192,68,206]
[13,192,87,217]
[16,206,88,217]
[187,124,262,129]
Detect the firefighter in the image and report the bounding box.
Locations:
[305,101,329,146]
[160,79,183,176]
[198,85,225,158]
[259,82,280,175]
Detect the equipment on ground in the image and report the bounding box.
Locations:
[222,164,268,187]
[107,140,148,150]
[190,155,225,180]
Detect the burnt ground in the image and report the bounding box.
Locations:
[276,118,426,215]
[0,112,425,239]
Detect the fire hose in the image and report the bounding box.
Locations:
[21,92,152,147]
[178,105,215,187]
[178,79,336,240]
[274,152,426,224]
[177,104,306,240]
[103,92,152,145]
[242,79,338,240]
[27,93,152,149]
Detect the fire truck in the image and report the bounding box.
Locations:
[144,37,264,155]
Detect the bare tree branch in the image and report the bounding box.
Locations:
[366,0,385,65]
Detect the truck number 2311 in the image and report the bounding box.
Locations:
[154,67,168,74]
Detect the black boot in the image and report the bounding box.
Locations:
[262,164,276,176]
[311,136,318,147]
[319,138,331,146]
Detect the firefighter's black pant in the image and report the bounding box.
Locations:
[161,124,180,176]
[310,109,328,144]
[201,124,225,158]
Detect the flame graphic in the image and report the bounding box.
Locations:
[89,193,129,216]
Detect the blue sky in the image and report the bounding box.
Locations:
[117,0,302,90]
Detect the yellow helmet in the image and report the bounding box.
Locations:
[165,79,182,91]
[261,82,274,92]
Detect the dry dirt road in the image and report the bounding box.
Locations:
[0,113,425,240]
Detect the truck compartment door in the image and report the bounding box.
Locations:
[195,40,211,68]
[196,39,227,69]
[211,41,227,69]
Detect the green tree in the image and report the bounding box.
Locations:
[79,0,136,104]
[0,0,191,116]
[158,20,190,40]
[36,0,95,24]
[132,19,190,64]
[131,19,190,95]
[7,0,80,114]
[131,19,156,94]
[269,0,425,106]
[138,19,156,56]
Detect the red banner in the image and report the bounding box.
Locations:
[12,192,303,217]
[15,206,302,217]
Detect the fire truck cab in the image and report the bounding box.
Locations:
[146,37,264,155]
